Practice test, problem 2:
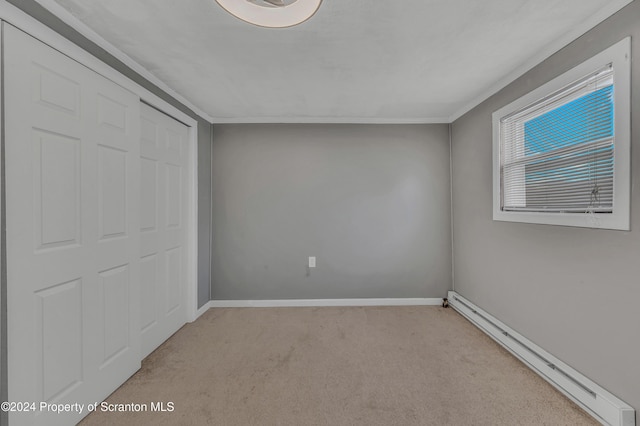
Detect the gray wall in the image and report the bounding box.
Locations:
[450,1,640,414]
[212,124,451,300]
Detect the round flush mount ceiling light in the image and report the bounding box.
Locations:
[215,0,322,28]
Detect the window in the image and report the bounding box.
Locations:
[492,38,630,230]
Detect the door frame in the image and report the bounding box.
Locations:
[0,17,5,426]
[0,1,200,322]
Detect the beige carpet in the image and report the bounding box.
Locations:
[80,306,597,425]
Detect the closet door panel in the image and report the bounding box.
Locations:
[5,24,140,426]
[139,103,189,359]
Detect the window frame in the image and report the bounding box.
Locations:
[492,37,631,230]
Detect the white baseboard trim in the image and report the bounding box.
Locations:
[208,298,443,308]
[193,301,213,321]
[448,291,635,426]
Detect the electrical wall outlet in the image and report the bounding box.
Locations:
[308,256,316,268]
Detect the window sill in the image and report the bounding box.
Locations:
[492,209,629,230]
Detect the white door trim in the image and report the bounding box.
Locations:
[187,122,200,321]
[0,20,4,415]
[0,0,200,322]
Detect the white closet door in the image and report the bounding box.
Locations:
[5,24,140,426]
[140,103,189,358]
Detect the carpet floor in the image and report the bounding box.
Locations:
[80,306,597,425]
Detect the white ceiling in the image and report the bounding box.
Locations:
[49,0,628,123]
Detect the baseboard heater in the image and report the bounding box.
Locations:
[447,291,635,426]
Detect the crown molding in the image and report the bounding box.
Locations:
[448,0,633,123]
[30,0,214,122]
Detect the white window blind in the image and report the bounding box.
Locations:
[492,38,630,230]
[499,65,614,213]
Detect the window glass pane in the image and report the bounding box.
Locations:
[524,85,613,155]
[501,71,615,213]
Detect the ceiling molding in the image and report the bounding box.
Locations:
[31,0,214,122]
[0,0,198,128]
[209,116,450,124]
[29,0,633,125]
[447,0,633,123]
